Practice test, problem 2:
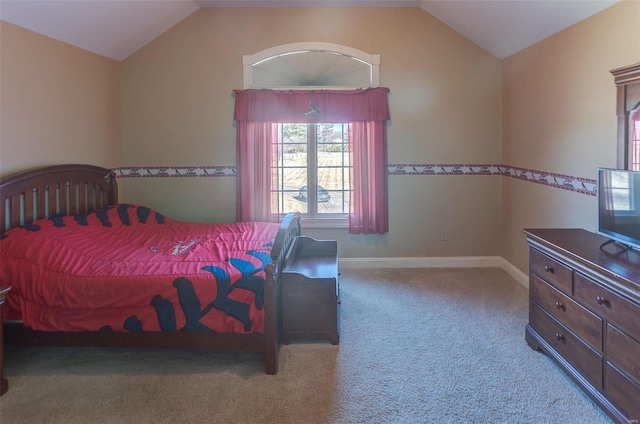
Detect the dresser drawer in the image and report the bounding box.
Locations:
[530,248,573,295]
[574,273,640,342]
[606,324,640,386]
[605,363,640,422]
[530,302,603,389]
[530,274,602,351]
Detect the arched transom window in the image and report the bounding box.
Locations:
[243,42,380,89]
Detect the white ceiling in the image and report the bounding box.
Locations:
[0,0,622,61]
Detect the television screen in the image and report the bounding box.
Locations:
[598,167,640,250]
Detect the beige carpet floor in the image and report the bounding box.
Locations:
[0,268,612,423]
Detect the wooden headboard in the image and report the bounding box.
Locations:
[0,164,118,233]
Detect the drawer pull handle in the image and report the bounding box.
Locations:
[544,265,554,274]
[555,301,564,310]
[555,333,564,341]
[596,296,609,306]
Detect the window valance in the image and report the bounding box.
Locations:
[233,87,390,123]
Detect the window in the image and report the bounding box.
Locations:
[610,170,632,211]
[631,115,640,171]
[236,42,389,234]
[243,42,380,89]
[611,63,640,170]
[273,123,351,222]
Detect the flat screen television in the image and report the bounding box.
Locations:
[598,167,640,251]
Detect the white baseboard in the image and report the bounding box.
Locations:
[495,257,530,289]
[339,256,529,289]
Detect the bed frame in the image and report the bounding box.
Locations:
[0,164,301,375]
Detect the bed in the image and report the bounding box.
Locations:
[0,164,301,377]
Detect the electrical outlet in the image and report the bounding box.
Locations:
[440,230,448,241]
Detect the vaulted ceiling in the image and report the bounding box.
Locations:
[0,0,622,61]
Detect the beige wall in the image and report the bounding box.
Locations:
[120,7,503,258]
[4,3,635,267]
[501,0,640,273]
[0,21,121,177]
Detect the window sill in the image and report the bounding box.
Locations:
[300,217,349,229]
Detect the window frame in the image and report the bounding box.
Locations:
[611,63,640,170]
[274,122,351,229]
[243,42,380,90]
[236,43,388,233]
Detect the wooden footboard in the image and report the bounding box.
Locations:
[0,164,301,376]
[263,212,302,373]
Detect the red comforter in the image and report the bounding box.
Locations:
[0,204,280,334]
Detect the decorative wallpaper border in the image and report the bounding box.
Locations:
[388,164,502,176]
[113,164,597,196]
[387,164,597,196]
[504,165,597,196]
[114,166,236,178]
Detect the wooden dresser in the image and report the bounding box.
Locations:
[524,229,640,423]
[281,236,339,345]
